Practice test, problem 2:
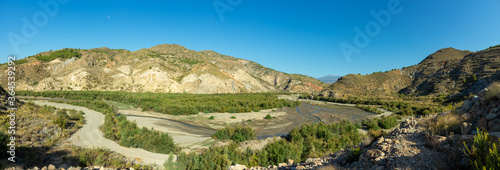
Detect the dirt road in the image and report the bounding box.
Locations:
[32,100,173,165]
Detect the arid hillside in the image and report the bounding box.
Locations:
[0,44,325,94]
[322,46,500,99]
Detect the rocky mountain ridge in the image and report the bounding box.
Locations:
[0,44,325,94]
[322,46,500,99]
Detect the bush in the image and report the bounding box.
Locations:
[212,124,256,142]
[260,139,302,166]
[35,48,81,62]
[209,115,215,120]
[230,116,236,119]
[265,114,272,119]
[463,128,500,170]
[484,82,500,102]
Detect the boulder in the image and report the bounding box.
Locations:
[462,100,473,112]
[371,136,384,148]
[305,158,321,163]
[486,113,498,120]
[278,163,287,168]
[365,149,385,160]
[287,159,294,166]
[267,165,278,170]
[228,164,248,170]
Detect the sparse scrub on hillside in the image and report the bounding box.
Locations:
[35,48,81,61]
[422,112,465,137]
[484,82,500,102]
[18,91,300,115]
[212,124,256,142]
[463,128,500,170]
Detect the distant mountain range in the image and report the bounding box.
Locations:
[0,44,326,94]
[317,75,342,84]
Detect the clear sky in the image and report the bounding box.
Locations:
[1,0,499,78]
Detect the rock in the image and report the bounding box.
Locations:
[67,167,81,170]
[365,149,385,160]
[228,164,248,170]
[478,117,488,129]
[42,166,48,170]
[486,113,498,120]
[288,159,294,166]
[462,100,473,112]
[295,166,306,170]
[430,135,447,148]
[267,165,278,170]
[457,135,475,146]
[371,136,384,148]
[278,163,287,167]
[305,158,321,163]
[460,122,472,135]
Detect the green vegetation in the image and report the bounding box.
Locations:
[56,100,180,154]
[35,48,81,61]
[18,91,300,115]
[287,120,363,159]
[301,94,443,116]
[356,104,383,114]
[463,128,500,170]
[362,115,402,131]
[212,124,256,142]
[14,59,28,65]
[176,120,363,169]
[486,44,500,50]
[265,114,272,119]
[209,115,215,120]
[230,116,236,119]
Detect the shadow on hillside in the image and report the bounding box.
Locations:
[1,145,81,169]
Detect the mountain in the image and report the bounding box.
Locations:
[0,44,325,94]
[317,75,342,84]
[321,45,500,99]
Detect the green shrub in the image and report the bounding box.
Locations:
[259,139,302,166]
[463,128,500,170]
[212,124,256,142]
[35,48,81,61]
[231,116,236,119]
[265,114,272,119]
[209,115,215,120]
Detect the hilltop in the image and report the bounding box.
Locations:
[321,45,500,100]
[0,44,325,94]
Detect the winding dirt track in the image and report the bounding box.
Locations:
[32,100,172,165]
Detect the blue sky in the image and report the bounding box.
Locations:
[1,0,499,78]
